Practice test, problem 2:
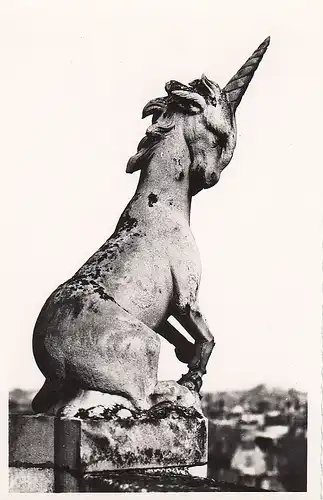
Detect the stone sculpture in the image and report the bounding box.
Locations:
[32,38,270,418]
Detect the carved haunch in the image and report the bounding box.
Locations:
[32,38,270,417]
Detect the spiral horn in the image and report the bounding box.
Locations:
[224,37,270,112]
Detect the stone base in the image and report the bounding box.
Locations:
[83,469,267,492]
[76,402,207,472]
[9,402,207,492]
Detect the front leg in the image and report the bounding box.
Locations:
[156,320,195,364]
[173,304,215,392]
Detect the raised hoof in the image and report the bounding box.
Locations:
[177,371,203,393]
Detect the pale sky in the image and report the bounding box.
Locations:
[2,0,322,395]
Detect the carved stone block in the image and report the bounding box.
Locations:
[9,467,54,493]
[75,403,207,472]
[9,404,207,492]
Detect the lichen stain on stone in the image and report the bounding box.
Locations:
[148,193,158,207]
[84,469,241,492]
[75,401,202,428]
[72,211,140,287]
[122,215,138,232]
[145,447,154,460]
[79,407,206,472]
[58,295,84,319]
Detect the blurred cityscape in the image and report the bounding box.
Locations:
[202,384,307,491]
[9,383,307,492]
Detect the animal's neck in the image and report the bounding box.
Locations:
[135,131,192,222]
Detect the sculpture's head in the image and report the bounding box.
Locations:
[127,37,270,196]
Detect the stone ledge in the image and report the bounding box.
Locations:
[9,404,207,472]
[9,403,207,492]
[8,409,269,492]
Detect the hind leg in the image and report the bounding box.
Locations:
[32,379,137,417]
[34,299,162,416]
[58,390,137,418]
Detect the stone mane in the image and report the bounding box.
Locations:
[126,76,220,174]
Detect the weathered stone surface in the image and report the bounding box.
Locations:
[77,402,207,472]
[9,414,80,492]
[54,417,81,492]
[9,414,54,466]
[83,469,266,492]
[9,467,54,493]
[9,405,207,491]
[31,39,270,418]
[9,412,267,492]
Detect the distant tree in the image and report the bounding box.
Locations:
[218,398,225,410]
[277,428,307,491]
[294,398,300,411]
[257,399,269,414]
[287,388,298,400]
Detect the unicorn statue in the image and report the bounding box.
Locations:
[32,38,270,417]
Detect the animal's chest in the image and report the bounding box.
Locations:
[167,222,201,306]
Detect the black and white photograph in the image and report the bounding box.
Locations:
[3,0,322,496]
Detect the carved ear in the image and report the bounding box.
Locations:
[189,74,221,104]
[170,90,206,113]
[165,80,206,114]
